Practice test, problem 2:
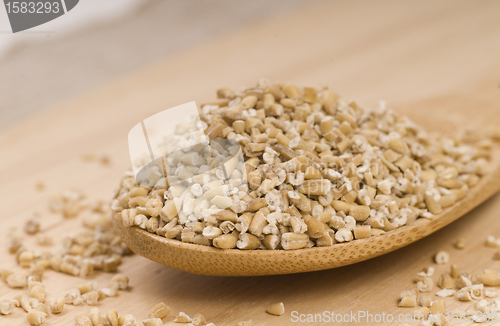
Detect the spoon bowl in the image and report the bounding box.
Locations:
[114,144,500,276]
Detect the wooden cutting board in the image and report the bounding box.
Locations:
[1,0,500,325]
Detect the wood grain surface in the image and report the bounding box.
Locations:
[1,0,500,325]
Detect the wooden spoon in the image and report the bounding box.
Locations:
[114,124,500,277]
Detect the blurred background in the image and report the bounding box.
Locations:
[0,0,308,129]
[1,0,499,134]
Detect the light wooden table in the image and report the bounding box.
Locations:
[1,0,500,325]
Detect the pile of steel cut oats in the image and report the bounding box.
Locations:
[397,237,500,325]
[113,79,493,250]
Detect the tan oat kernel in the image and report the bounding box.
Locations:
[413,307,429,316]
[29,285,47,303]
[48,298,64,314]
[75,313,93,326]
[485,235,500,248]
[21,298,40,312]
[19,250,36,268]
[433,251,449,264]
[453,238,466,250]
[111,274,129,290]
[419,296,432,308]
[281,233,309,250]
[436,289,456,297]
[174,312,192,323]
[237,233,261,250]
[25,219,41,235]
[353,225,372,239]
[148,302,171,319]
[107,309,119,326]
[429,300,446,315]
[456,290,472,301]
[266,302,285,316]
[142,318,162,326]
[90,307,102,326]
[192,313,207,325]
[450,264,460,279]
[437,273,454,289]
[349,205,370,222]
[0,299,17,315]
[424,194,442,215]
[118,314,137,326]
[27,309,46,326]
[399,294,416,307]
[416,277,433,292]
[77,281,98,294]
[477,270,500,286]
[82,290,99,306]
[7,272,27,288]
